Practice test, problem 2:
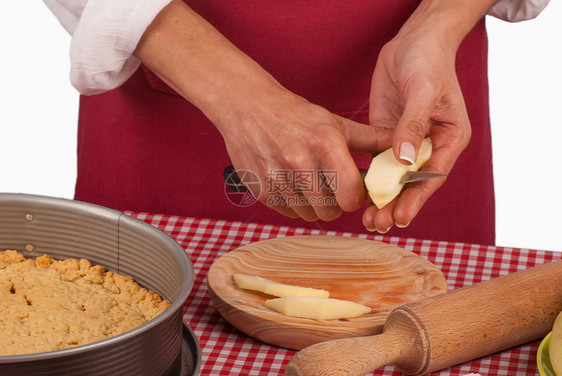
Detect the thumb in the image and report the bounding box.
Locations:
[392,83,438,164]
[335,115,393,154]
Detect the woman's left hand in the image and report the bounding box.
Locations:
[362,18,473,233]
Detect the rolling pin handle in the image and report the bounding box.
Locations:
[285,329,407,376]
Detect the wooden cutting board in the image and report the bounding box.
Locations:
[207,235,447,350]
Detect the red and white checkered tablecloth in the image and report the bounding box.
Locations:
[128,211,561,376]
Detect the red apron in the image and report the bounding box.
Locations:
[75,0,495,245]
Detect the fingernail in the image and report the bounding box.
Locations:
[366,226,376,232]
[396,221,411,229]
[399,142,416,164]
[377,224,393,234]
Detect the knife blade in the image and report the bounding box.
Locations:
[399,170,447,184]
[358,169,446,183]
[224,165,446,192]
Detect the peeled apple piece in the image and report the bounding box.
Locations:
[233,274,330,298]
[549,310,562,375]
[264,296,371,320]
[365,138,433,209]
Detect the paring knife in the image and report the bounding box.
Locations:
[223,165,446,192]
[358,168,447,184]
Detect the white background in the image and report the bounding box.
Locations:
[0,2,560,252]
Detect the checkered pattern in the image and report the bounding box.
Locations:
[128,212,561,376]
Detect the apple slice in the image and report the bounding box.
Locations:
[365,138,433,209]
[264,296,371,320]
[233,274,330,298]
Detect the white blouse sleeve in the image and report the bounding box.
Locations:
[488,0,550,22]
[44,0,549,95]
[43,0,171,95]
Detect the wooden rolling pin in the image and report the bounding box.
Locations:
[285,259,562,376]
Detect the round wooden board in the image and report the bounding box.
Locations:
[207,235,447,350]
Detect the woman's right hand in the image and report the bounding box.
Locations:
[218,86,392,222]
[135,0,392,222]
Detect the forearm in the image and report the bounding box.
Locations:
[398,0,500,51]
[133,0,283,127]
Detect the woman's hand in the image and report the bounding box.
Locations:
[135,0,392,222]
[220,86,392,222]
[362,1,480,233]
